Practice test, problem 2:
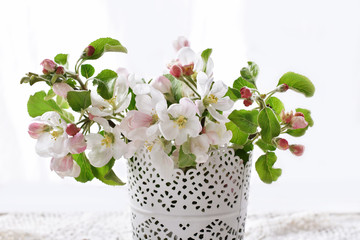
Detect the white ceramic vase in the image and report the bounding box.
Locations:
[128,147,252,240]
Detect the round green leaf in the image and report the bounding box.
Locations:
[81,64,95,79]
[228,109,259,134]
[255,152,282,184]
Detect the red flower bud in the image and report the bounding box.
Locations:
[240,87,252,99]
[243,99,253,107]
[84,45,95,57]
[289,144,305,156]
[275,138,289,150]
[170,64,183,78]
[294,112,305,117]
[55,66,65,75]
[278,83,289,92]
[42,69,49,75]
[66,123,81,136]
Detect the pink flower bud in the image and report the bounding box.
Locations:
[290,116,308,129]
[50,155,81,178]
[84,45,95,57]
[66,124,80,136]
[151,76,172,93]
[173,36,190,51]
[275,138,289,150]
[278,83,289,92]
[68,132,87,154]
[53,82,73,98]
[55,66,65,75]
[243,99,253,107]
[280,110,293,124]
[289,144,305,156]
[170,64,183,78]
[28,122,48,139]
[240,87,252,99]
[40,59,57,72]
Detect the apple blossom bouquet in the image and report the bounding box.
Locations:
[21,37,314,185]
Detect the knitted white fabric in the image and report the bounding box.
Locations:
[0,211,359,240]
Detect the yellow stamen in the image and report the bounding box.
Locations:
[152,114,159,124]
[175,115,187,129]
[101,133,114,148]
[208,94,218,104]
[106,97,117,107]
[50,130,63,140]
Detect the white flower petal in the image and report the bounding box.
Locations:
[212,97,234,111]
[177,47,196,66]
[93,117,112,132]
[159,121,179,141]
[210,81,228,98]
[208,106,230,123]
[87,147,113,167]
[36,133,68,158]
[197,72,212,97]
[150,142,174,179]
[136,94,154,115]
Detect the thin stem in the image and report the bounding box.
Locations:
[66,71,87,90]
[180,76,201,98]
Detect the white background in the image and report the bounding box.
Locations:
[0,0,359,213]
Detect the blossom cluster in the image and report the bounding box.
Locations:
[21,37,315,184]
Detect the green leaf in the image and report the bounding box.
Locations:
[67,90,91,112]
[83,37,127,60]
[91,158,125,186]
[286,108,314,137]
[127,88,136,110]
[44,89,56,101]
[165,74,183,102]
[258,107,281,144]
[234,149,251,166]
[228,109,259,134]
[72,153,95,183]
[278,72,315,97]
[178,145,197,168]
[255,152,282,184]
[226,121,249,145]
[93,69,118,99]
[56,95,69,109]
[27,91,74,123]
[225,87,242,101]
[240,67,252,80]
[256,139,276,152]
[80,64,95,79]
[54,54,68,65]
[233,76,256,90]
[248,61,259,79]
[266,96,285,118]
[65,78,77,88]
[201,48,212,72]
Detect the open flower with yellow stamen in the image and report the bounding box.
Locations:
[85,117,127,167]
[30,111,69,158]
[196,72,234,123]
[88,73,131,117]
[158,97,202,145]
